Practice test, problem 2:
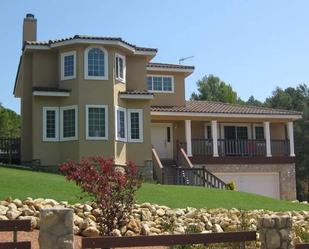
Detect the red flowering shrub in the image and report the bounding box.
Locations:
[59,156,141,235]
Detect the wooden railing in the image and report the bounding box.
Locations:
[0,220,31,249]
[82,231,257,248]
[152,148,164,184]
[176,166,226,189]
[0,137,21,164]
[296,243,309,249]
[218,139,266,156]
[180,139,290,157]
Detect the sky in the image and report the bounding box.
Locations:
[1,0,309,114]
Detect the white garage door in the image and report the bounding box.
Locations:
[215,172,280,199]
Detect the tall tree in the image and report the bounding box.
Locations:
[0,104,21,137]
[191,75,241,104]
[246,95,263,107]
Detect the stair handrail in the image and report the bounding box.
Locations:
[179,147,193,169]
[152,148,165,184]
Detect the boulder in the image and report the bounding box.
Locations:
[6,210,22,220]
[81,226,100,237]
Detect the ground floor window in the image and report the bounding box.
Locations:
[60,106,78,141]
[43,107,59,141]
[86,105,108,140]
[255,126,265,140]
[115,106,127,142]
[115,106,144,143]
[128,109,143,142]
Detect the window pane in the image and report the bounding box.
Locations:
[153,77,162,90]
[163,77,172,91]
[64,55,74,77]
[46,110,56,138]
[147,77,152,90]
[237,127,248,139]
[88,48,105,77]
[63,109,75,138]
[207,125,211,139]
[255,127,264,140]
[119,57,124,79]
[117,110,125,139]
[88,107,105,137]
[130,112,140,139]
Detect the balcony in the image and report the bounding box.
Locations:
[178,139,293,164]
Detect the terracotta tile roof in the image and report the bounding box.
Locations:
[32,87,70,92]
[119,90,153,95]
[147,62,194,70]
[24,35,157,52]
[151,101,302,116]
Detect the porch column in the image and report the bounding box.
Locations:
[264,121,272,157]
[185,120,192,156]
[287,121,295,157]
[211,120,219,157]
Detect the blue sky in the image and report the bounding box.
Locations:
[1,0,309,113]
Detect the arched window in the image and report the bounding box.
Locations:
[84,47,108,80]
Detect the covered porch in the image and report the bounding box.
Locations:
[151,119,296,164]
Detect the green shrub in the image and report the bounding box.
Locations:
[225,181,236,191]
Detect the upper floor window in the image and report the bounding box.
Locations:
[60,51,76,80]
[147,75,174,93]
[86,105,108,140]
[43,107,59,141]
[84,47,108,80]
[115,53,126,83]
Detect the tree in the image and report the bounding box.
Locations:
[246,95,263,107]
[191,75,241,104]
[0,104,21,137]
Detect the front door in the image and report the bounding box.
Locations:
[151,123,173,159]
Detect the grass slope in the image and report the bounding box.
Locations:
[0,167,308,211]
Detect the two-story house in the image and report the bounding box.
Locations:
[14,14,302,200]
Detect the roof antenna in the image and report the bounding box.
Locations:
[179,56,194,65]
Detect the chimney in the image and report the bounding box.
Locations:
[22,13,37,46]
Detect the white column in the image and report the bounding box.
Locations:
[185,120,192,156]
[287,121,295,157]
[264,121,272,157]
[211,120,219,157]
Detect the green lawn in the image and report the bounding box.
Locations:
[0,166,308,211]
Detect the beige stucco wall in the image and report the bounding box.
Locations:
[23,44,151,167]
[147,71,186,106]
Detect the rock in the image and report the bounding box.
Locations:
[81,227,100,237]
[125,230,136,236]
[156,209,165,217]
[126,218,141,233]
[141,223,150,235]
[149,227,161,234]
[112,229,122,237]
[7,203,17,211]
[92,208,102,217]
[7,210,22,220]
[213,224,223,233]
[83,204,93,212]
[0,206,8,215]
[22,207,35,216]
[0,215,8,220]
[13,199,23,208]
[73,225,80,235]
[141,209,152,221]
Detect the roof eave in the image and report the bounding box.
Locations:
[146,66,194,76]
[150,111,302,120]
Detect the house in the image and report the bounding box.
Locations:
[14,14,302,200]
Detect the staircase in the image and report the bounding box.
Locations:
[152,148,226,189]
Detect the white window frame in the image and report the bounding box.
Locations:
[60,105,78,141]
[115,53,126,83]
[128,109,143,143]
[43,107,59,142]
[204,123,212,139]
[85,105,108,140]
[60,51,76,81]
[220,123,252,139]
[253,124,264,140]
[115,106,127,142]
[84,46,109,80]
[147,74,174,93]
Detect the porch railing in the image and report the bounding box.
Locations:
[179,139,290,157]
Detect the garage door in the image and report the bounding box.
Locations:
[215,172,280,199]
